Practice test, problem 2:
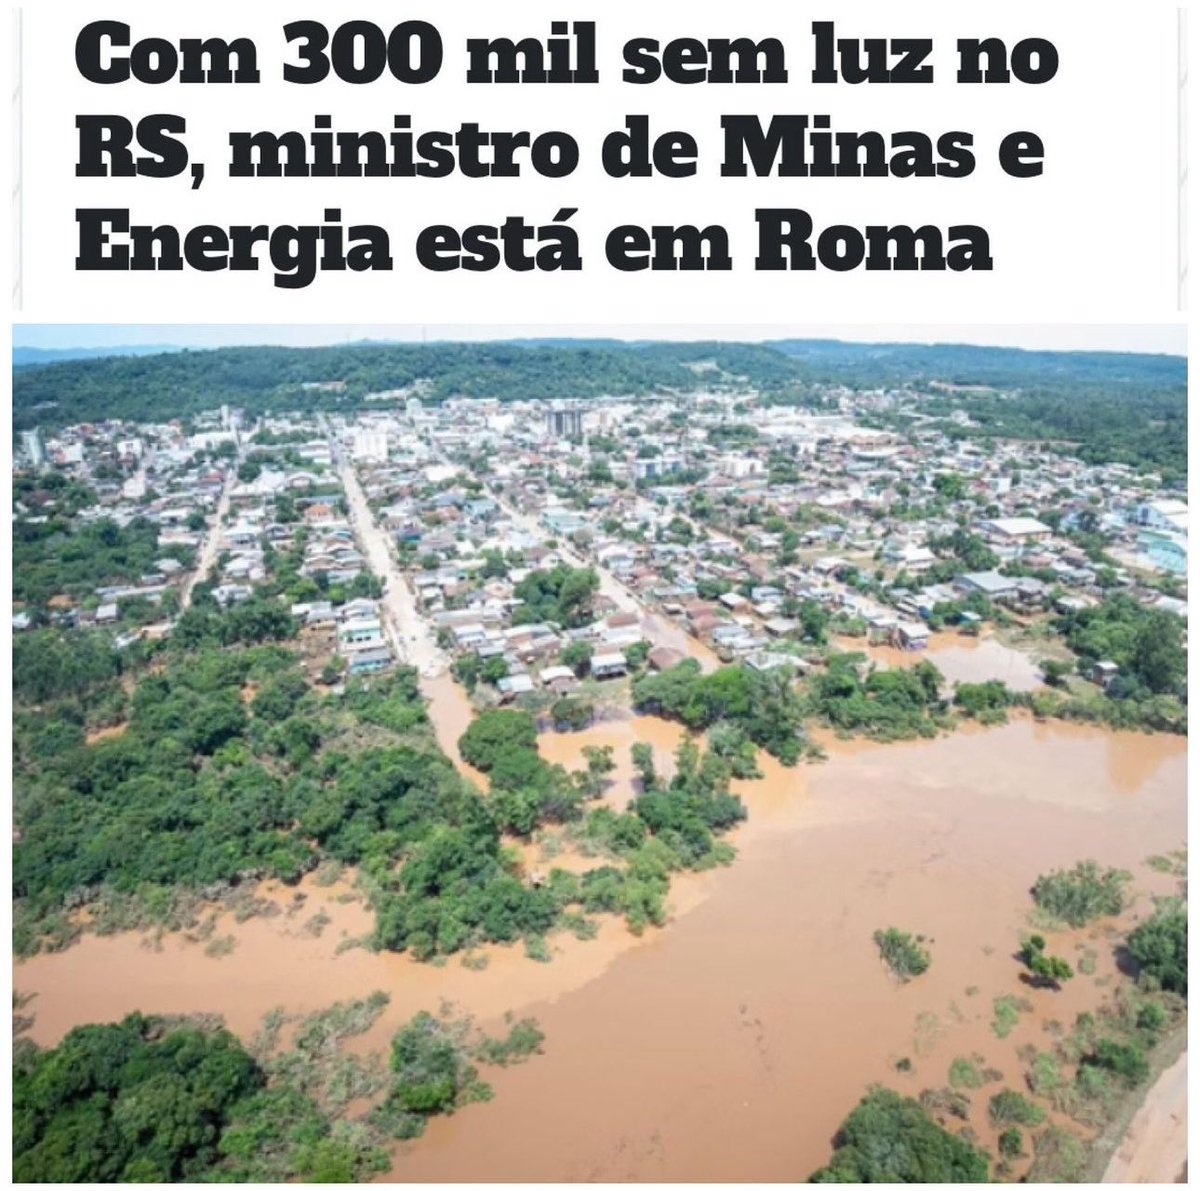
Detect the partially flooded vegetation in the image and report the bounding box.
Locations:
[17,712,1183,1181]
[875,928,933,982]
[13,992,545,1183]
[11,340,1188,1182]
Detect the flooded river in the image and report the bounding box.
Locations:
[393,718,1185,1181]
[13,711,1186,1181]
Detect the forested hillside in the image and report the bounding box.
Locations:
[12,337,1186,476]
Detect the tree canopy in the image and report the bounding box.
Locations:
[15,1014,268,1183]
[807,655,945,741]
[810,1087,989,1182]
[510,565,599,629]
[1058,595,1186,696]
[632,660,807,763]
[1126,901,1187,994]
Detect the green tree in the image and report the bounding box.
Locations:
[1130,611,1186,693]
[1126,901,1186,994]
[810,1087,989,1182]
[578,744,616,797]
[551,696,594,732]
[631,742,657,789]
[559,640,594,677]
[458,710,539,772]
[384,1011,466,1115]
[1019,935,1074,989]
[14,1014,266,1183]
[987,1089,1046,1129]
[932,472,967,501]
[874,928,931,981]
[954,680,1012,724]
[800,599,831,644]
[511,565,599,629]
[1032,860,1130,927]
[998,1128,1024,1159]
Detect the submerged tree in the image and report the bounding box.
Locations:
[873,928,932,981]
[1019,934,1074,989]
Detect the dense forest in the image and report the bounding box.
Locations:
[12,338,1186,476]
[12,625,748,957]
[12,641,588,957]
[765,338,1185,391]
[14,998,546,1182]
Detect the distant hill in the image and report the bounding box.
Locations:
[13,344,185,369]
[761,339,1186,388]
[10,336,1186,479]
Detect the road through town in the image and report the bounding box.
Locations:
[481,478,718,671]
[181,473,233,611]
[337,453,447,677]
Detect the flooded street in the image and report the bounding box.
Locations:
[419,672,482,781]
[844,630,1049,692]
[13,716,1186,1182]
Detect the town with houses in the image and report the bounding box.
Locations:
[13,386,1188,701]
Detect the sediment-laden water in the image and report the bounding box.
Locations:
[14,706,1185,1182]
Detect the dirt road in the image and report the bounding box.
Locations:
[338,455,447,677]
[484,481,717,671]
[1102,1049,1187,1183]
[181,473,232,610]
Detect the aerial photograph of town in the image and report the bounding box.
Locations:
[10,328,1187,1184]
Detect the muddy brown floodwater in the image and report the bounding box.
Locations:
[844,629,1048,692]
[398,718,1185,1182]
[14,715,1186,1182]
[420,672,480,781]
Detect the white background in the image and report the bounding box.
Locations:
[7,0,1187,325]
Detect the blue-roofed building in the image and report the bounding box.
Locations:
[1139,530,1187,575]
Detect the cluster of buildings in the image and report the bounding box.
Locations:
[337,388,1186,686]
[14,383,1187,699]
[14,417,226,636]
[13,412,398,683]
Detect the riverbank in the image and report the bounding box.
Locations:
[1093,1032,1188,1183]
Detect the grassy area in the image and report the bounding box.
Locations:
[991,994,1032,1039]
